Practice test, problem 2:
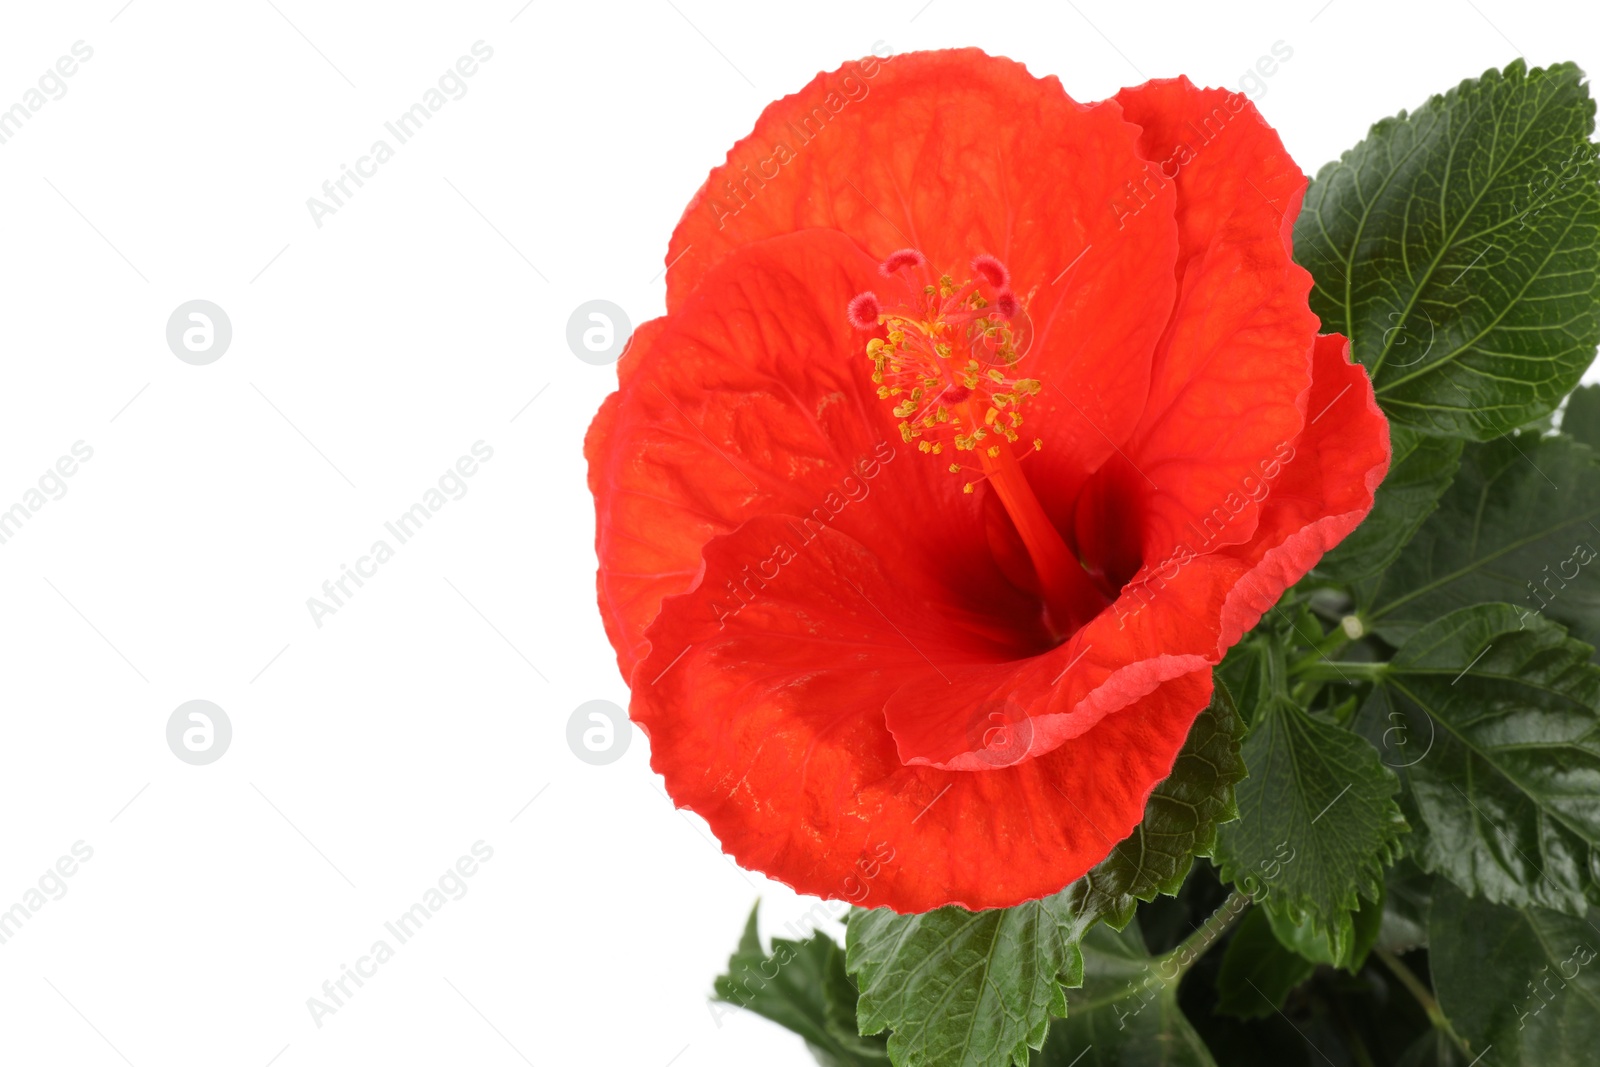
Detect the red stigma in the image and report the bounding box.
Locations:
[972,254,1010,289]
[847,291,882,329]
[880,248,926,275]
[994,290,1020,319]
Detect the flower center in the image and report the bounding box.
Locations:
[849,250,1110,638]
[849,252,1040,473]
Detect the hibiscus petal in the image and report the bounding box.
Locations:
[664,48,1181,512]
[884,334,1387,769]
[633,514,1214,912]
[1072,78,1321,589]
[589,53,1391,916]
[1084,333,1387,698]
[586,228,1047,682]
[1214,332,1392,646]
[881,80,1374,771]
[585,318,669,676]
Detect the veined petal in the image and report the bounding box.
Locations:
[666,48,1182,514]
[633,514,1214,912]
[587,228,1048,682]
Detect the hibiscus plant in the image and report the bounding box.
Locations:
[586,49,1600,1067]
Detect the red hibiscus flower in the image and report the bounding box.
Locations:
[586,49,1389,913]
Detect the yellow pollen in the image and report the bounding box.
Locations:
[858,261,1041,489]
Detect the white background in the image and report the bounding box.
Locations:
[1,1,1596,1064]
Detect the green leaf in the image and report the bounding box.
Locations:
[1353,603,1600,914]
[845,686,1244,1067]
[848,890,1078,1067]
[714,905,889,1067]
[1213,697,1407,955]
[1067,686,1247,930]
[1562,383,1600,450]
[1430,879,1600,1065]
[821,943,890,1064]
[1362,433,1600,648]
[1216,639,1269,728]
[1262,881,1384,971]
[1317,426,1464,584]
[1032,919,1218,1067]
[1293,58,1600,439]
[1378,856,1434,954]
[1214,907,1317,1020]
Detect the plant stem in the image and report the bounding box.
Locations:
[1374,946,1471,1055]
[974,417,1107,635]
[1291,660,1387,684]
[1287,624,1355,676]
[1266,631,1290,698]
[1165,891,1251,978]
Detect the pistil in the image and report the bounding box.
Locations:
[975,422,1108,635]
[850,250,1109,637]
